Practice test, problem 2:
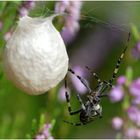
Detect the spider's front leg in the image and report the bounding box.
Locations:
[68,68,92,93]
[109,32,130,85]
[98,93,108,98]
[85,66,101,84]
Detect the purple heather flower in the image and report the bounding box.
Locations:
[61,19,80,43]
[55,1,70,13]
[61,28,75,43]
[42,124,51,138]
[0,21,3,31]
[58,86,70,101]
[19,1,36,17]
[112,117,123,130]
[127,106,140,126]
[117,76,126,85]
[129,78,140,98]
[125,128,136,138]
[4,31,12,41]
[55,1,82,43]
[132,97,140,105]
[131,41,140,59]
[135,129,140,138]
[109,86,124,102]
[24,1,36,9]
[68,1,82,20]
[61,20,79,43]
[71,66,87,94]
[35,123,53,140]
[65,16,80,33]
[19,7,29,17]
[36,134,45,140]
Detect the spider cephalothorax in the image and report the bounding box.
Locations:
[64,33,130,126]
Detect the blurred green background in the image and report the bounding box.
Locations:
[0,1,140,139]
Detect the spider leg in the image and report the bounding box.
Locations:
[109,32,130,84]
[65,75,82,115]
[63,120,85,126]
[85,66,101,84]
[64,113,101,126]
[98,93,108,98]
[103,80,113,88]
[63,119,94,126]
[96,81,113,97]
[76,94,86,110]
[68,68,92,93]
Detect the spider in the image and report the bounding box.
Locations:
[64,32,130,126]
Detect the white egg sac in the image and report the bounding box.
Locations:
[4,15,69,95]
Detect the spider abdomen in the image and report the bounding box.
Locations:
[80,110,89,123]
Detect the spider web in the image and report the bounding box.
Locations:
[79,2,140,34]
[29,1,140,36]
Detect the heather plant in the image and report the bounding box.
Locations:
[109,24,140,138]
[0,1,140,139]
[110,67,140,138]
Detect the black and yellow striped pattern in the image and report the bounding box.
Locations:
[109,32,130,84]
[64,32,131,126]
[68,68,91,92]
[65,75,82,116]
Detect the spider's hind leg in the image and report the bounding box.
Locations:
[63,120,84,126]
[65,75,82,115]
[63,119,93,126]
